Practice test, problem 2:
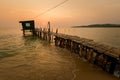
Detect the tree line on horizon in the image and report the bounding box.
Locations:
[72,24,120,28]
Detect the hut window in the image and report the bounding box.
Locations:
[26,23,30,27]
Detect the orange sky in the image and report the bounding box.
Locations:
[0,0,120,29]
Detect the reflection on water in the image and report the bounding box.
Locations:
[0,29,118,80]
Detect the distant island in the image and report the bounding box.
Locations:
[72,24,120,28]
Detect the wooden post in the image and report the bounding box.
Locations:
[109,57,117,74]
[51,28,54,42]
[23,29,25,35]
[39,27,42,39]
[56,28,58,34]
[94,51,100,65]
[48,21,51,43]
[79,44,83,57]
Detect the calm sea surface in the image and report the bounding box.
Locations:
[0,28,119,80]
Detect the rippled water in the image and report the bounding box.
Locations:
[0,29,118,80]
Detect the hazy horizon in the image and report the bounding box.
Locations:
[0,0,120,29]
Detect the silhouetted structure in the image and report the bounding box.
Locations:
[19,20,35,35]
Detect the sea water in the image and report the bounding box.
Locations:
[0,28,118,80]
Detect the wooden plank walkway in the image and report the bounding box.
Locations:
[53,32,119,58]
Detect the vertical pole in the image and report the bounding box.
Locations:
[51,28,54,42]
[40,27,42,39]
[56,28,58,34]
[48,21,51,43]
[23,29,25,36]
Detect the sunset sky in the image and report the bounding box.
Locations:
[0,0,120,29]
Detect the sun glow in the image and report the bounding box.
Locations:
[0,0,120,29]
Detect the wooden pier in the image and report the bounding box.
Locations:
[19,21,120,78]
[34,27,120,77]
